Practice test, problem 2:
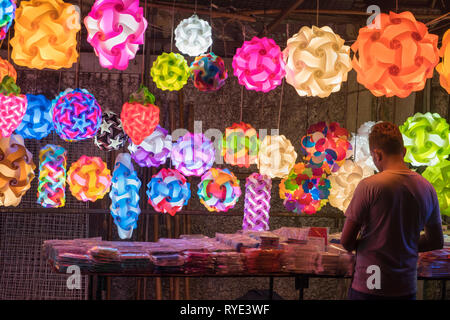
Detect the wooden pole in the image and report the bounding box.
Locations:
[258,0,304,37]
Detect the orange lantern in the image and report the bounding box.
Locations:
[436,29,450,94]
[0,57,16,82]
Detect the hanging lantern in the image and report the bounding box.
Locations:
[190,52,228,91]
[283,26,352,98]
[351,11,439,98]
[400,112,450,167]
[11,0,81,70]
[257,135,297,179]
[150,52,190,91]
[174,14,212,57]
[0,0,16,40]
[422,160,450,216]
[37,144,67,208]
[147,168,191,216]
[0,57,16,81]
[15,94,53,140]
[94,110,128,151]
[128,125,172,168]
[0,134,35,207]
[232,36,286,92]
[436,29,450,94]
[0,76,28,137]
[67,155,112,202]
[243,173,271,231]
[350,121,379,172]
[171,132,215,177]
[222,122,259,168]
[197,168,241,212]
[110,153,141,239]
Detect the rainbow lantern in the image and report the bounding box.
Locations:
[67,155,112,202]
[85,0,148,70]
[301,122,352,174]
[0,0,16,40]
[52,88,102,141]
[0,76,27,137]
[190,52,228,91]
[121,85,159,145]
[232,36,285,92]
[400,112,450,167]
[11,0,81,70]
[422,160,450,216]
[257,135,297,179]
[243,173,271,231]
[351,11,439,98]
[0,57,16,81]
[197,168,241,212]
[436,29,450,94]
[0,134,35,207]
[128,125,172,167]
[147,168,191,216]
[175,14,212,57]
[15,94,53,139]
[110,153,141,239]
[171,132,215,177]
[151,52,190,91]
[350,121,379,172]
[94,110,128,151]
[222,122,259,168]
[37,144,67,208]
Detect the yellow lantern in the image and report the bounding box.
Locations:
[257,135,297,179]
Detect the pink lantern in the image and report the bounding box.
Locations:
[0,76,27,137]
[232,36,285,92]
[243,173,271,231]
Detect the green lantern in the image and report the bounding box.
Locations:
[422,160,450,216]
[150,52,190,91]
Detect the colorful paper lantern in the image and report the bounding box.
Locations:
[232,36,286,92]
[171,132,215,177]
[283,26,352,98]
[147,168,191,216]
[400,112,450,167]
[436,29,450,94]
[11,0,81,70]
[150,52,190,91]
[94,110,127,151]
[67,155,112,202]
[0,0,16,40]
[0,134,35,207]
[351,11,439,98]
[190,52,228,91]
[0,57,16,81]
[222,122,259,168]
[350,121,379,172]
[243,173,271,231]
[110,153,141,239]
[175,14,212,57]
[128,125,172,167]
[121,85,159,145]
[422,160,450,216]
[37,144,67,208]
[84,0,148,70]
[15,94,53,139]
[0,76,27,137]
[257,135,297,179]
[197,168,241,212]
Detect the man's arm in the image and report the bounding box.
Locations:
[341,218,361,252]
[418,223,444,252]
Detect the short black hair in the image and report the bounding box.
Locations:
[369,122,404,155]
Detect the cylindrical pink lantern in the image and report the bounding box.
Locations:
[243,173,272,231]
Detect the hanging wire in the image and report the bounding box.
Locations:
[396,0,399,12]
[194,0,197,14]
[170,0,176,52]
[209,0,213,52]
[354,83,360,159]
[316,0,319,26]
[277,23,288,130]
[239,86,244,123]
[75,0,82,88]
[141,0,148,84]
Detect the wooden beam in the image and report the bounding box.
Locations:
[258,0,305,37]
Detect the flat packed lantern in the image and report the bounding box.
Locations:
[175,14,212,57]
[436,29,450,94]
[150,52,191,91]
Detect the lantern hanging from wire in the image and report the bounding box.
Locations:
[190,52,228,91]
[0,57,16,81]
[436,28,450,94]
[243,173,271,231]
[222,122,259,168]
[94,110,128,151]
[422,159,450,216]
[15,94,53,140]
[0,76,28,137]
[257,135,297,179]
[350,121,379,172]
[0,0,16,40]
[150,52,191,91]
[175,14,212,57]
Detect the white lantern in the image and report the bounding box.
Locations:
[174,14,212,57]
[350,121,379,172]
[257,135,297,179]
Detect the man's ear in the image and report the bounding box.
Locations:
[373,149,382,162]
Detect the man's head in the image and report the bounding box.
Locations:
[368,122,406,172]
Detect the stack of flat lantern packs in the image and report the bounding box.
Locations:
[88,246,122,273]
[241,230,280,249]
[280,243,319,273]
[245,248,283,274]
[212,251,246,274]
[150,250,185,274]
[184,250,215,274]
[215,233,260,251]
[418,248,450,278]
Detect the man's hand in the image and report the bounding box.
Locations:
[418,223,444,252]
[341,218,361,252]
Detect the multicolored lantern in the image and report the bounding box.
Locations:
[11,0,81,70]
[0,76,27,137]
[174,14,212,57]
[0,0,16,40]
[197,168,241,212]
[67,155,112,202]
[15,94,53,140]
[0,57,16,81]
[190,52,228,91]
[350,121,379,172]
[0,134,35,207]
[422,160,450,216]
[257,135,297,179]
[128,125,172,167]
[222,122,259,168]
[243,173,271,231]
[150,52,190,91]
[147,168,191,216]
[94,110,128,151]
[171,132,215,177]
[436,29,450,94]
[110,153,141,239]
[37,144,67,208]
[351,11,439,98]
[232,36,285,92]
[400,112,450,167]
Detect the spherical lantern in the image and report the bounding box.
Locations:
[171,132,215,177]
[400,112,450,167]
[174,14,212,57]
[301,121,352,174]
[0,76,27,137]
[110,153,141,239]
[350,121,379,172]
[190,52,228,91]
[120,86,159,145]
[0,134,35,207]
[84,0,148,70]
[52,88,102,142]
[283,26,352,98]
[150,52,190,91]
[37,144,67,208]
[147,168,191,216]
[222,122,259,168]
[15,94,53,139]
[197,168,241,212]
[128,125,172,167]
[243,173,271,231]
[232,36,285,92]
[11,0,81,70]
[67,155,112,202]
[257,135,297,179]
[422,160,450,216]
[351,11,439,98]
[0,0,16,40]
[436,29,450,94]
[94,110,127,151]
[0,57,16,81]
